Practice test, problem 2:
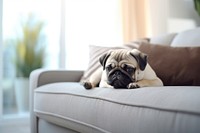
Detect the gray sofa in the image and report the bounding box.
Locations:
[30,28,200,133]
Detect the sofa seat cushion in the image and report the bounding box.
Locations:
[34,83,200,133]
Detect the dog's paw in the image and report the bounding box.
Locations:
[82,81,93,89]
[127,83,140,89]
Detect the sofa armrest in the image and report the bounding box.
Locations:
[30,69,84,88]
[29,69,84,133]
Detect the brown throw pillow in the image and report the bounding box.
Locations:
[138,43,200,86]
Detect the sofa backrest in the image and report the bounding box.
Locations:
[150,27,200,47]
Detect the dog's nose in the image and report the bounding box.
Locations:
[114,71,122,79]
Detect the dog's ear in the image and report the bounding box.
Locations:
[130,49,147,71]
[99,52,111,70]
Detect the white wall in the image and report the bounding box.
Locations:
[147,0,200,36]
[147,0,169,36]
[64,0,123,70]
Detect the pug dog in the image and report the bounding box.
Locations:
[82,49,163,89]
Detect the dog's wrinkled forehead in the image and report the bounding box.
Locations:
[100,48,148,71]
[108,49,136,64]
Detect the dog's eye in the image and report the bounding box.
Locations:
[124,66,135,74]
[106,65,112,72]
[126,67,134,73]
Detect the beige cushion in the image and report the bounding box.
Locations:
[171,27,200,47]
[150,33,177,46]
[138,42,200,86]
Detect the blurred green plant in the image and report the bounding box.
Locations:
[194,0,200,16]
[13,14,46,78]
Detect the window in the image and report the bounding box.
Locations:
[1,0,123,117]
[2,0,61,116]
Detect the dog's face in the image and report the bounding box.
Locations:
[99,49,147,89]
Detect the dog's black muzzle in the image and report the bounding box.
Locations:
[107,68,134,89]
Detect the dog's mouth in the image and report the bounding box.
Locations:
[107,69,134,89]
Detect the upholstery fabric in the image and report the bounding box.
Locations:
[138,43,200,86]
[29,70,84,133]
[38,119,78,133]
[34,82,200,133]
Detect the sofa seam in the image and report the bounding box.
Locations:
[35,90,200,116]
[34,110,110,133]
